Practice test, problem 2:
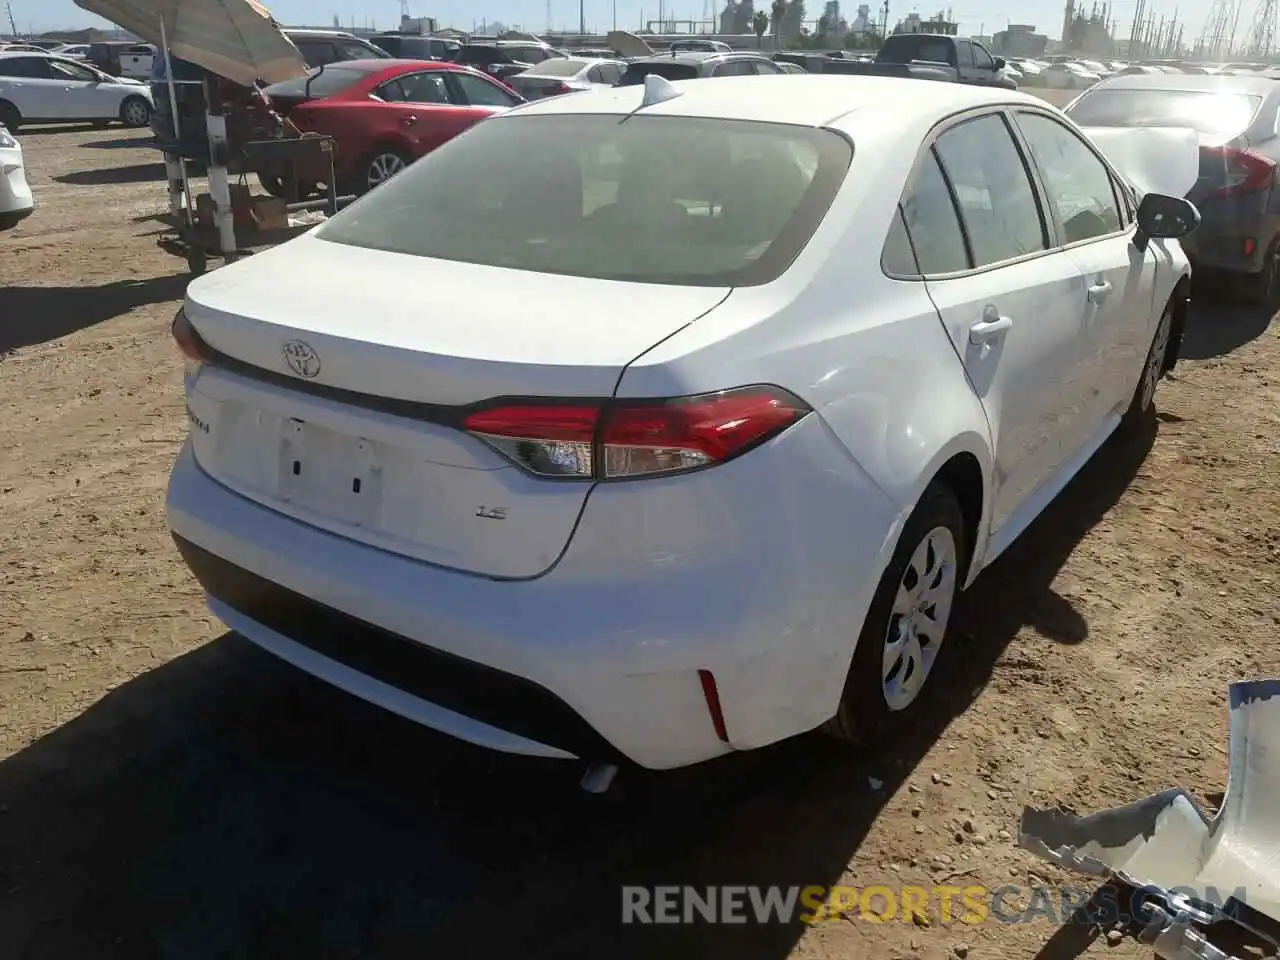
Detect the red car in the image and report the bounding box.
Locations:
[251,59,524,196]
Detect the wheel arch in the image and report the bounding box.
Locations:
[901,435,992,588]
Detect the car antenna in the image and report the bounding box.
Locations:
[620,72,683,123]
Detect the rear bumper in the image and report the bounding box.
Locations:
[166,412,900,769]
[1181,214,1280,275]
[0,148,33,228]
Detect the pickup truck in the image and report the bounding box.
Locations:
[822,33,1015,87]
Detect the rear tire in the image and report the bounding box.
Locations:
[822,484,968,745]
[1231,240,1280,305]
[0,100,20,132]
[357,147,411,194]
[119,96,151,128]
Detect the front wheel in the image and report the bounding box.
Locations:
[1123,301,1173,427]
[120,96,152,128]
[823,484,968,745]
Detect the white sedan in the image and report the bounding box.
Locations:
[0,122,33,230]
[166,75,1198,778]
[0,52,153,131]
[1042,61,1103,88]
[504,56,628,100]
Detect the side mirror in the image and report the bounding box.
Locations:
[993,56,1006,70]
[1134,192,1200,251]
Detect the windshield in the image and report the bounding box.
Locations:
[264,66,373,99]
[526,58,587,76]
[1067,89,1262,136]
[318,114,852,286]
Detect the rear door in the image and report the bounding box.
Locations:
[1012,108,1156,422]
[49,57,118,119]
[0,56,71,119]
[908,110,1092,534]
[969,42,1001,86]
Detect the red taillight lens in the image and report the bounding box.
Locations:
[462,386,811,481]
[171,309,213,365]
[1201,146,1276,197]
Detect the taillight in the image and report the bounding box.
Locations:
[463,385,811,481]
[1201,146,1276,197]
[171,308,213,368]
[550,82,573,95]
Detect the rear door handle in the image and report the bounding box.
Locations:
[969,314,1012,344]
[1087,280,1113,302]
[401,115,418,126]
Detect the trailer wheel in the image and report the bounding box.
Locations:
[185,247,207,277]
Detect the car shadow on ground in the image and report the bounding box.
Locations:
[13,123,116,137]
[54,162,167,186]
[1182,290,1276,361]
[0,275,188,353]
[0,420,1157,959]
[80,135,157,150]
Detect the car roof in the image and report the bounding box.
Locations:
[511,73,1054,126]
[0,50,54,59]
[630,51,727,64]
[285,29,365,39]
[1088,72,1280,94]
[313,58,457,73]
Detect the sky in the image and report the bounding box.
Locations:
[12,0,1224,45]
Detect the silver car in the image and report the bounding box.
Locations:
[506,57,627,100]
[1066,73,1280,302]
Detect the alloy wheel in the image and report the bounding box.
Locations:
[882,526,958,712]
[1140,306,1173,412]
[367,153,406,190]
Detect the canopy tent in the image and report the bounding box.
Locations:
[72,0,306,87]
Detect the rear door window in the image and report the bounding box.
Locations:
[895,151,971,274]
[293,40,339,66]
[448,72,521,107]
[380,71,452,104]
[933,113,1048,267]
[0,56,52,78]
[713,60,754,77]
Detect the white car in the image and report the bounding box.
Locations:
[0,122,33,230]
[0,52,153,131]
[506,56,628,100]
[1042,61,1103,88]
[166,75,1198,776]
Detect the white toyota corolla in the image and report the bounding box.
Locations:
[166,75,1199,778]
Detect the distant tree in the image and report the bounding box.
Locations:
[752,9,771,44]
[770,0,787,37]
[781,0,806,44]
[732,0,756,34]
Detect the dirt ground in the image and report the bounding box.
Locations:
[1,107,1278,960]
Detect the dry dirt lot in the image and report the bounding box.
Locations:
[1,109,1279,960]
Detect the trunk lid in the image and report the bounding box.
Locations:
[507,75,588,99]
[182,233,730,579]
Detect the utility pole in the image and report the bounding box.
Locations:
[580,0,587,33]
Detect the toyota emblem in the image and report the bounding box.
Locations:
[282,340,321,379]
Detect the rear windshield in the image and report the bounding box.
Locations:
[878,35,954,64]
[264,65,372,99]
[618,61,699,84]
[318,114,853,286]
[456,46,503,64]
[1067,89,1263,136]
[526,58,587,76]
